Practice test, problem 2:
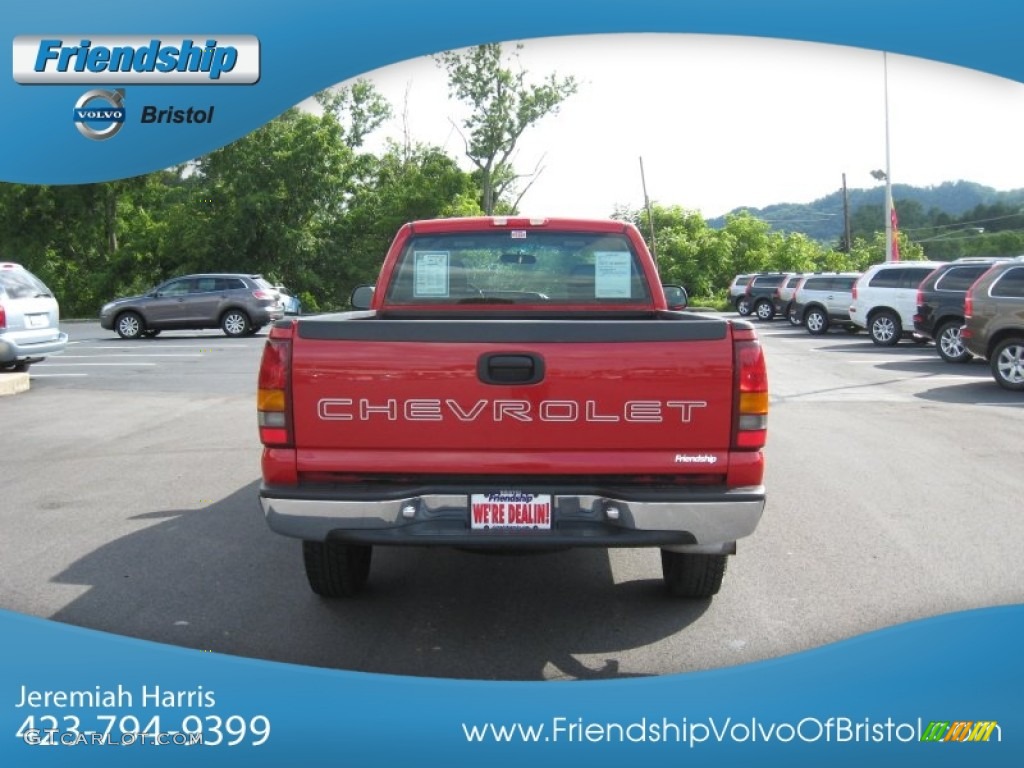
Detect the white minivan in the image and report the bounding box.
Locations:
[0,262,68,372]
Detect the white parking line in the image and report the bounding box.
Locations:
[29,373,88,377]
[844,359,932,364]
[39,362,157,367]
[72,345,248,351]
[57,353,204,358]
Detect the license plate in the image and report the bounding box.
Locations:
[470,492,552,531]
[26,314,49,328]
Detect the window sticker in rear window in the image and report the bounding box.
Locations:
[594,251,632,298]
[413,251,450,297]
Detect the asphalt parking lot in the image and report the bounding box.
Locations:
[2,317,1022,681]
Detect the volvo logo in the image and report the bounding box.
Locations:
[73,88,125,141]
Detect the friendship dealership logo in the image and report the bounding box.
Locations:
[12,35,260,83]
[70,88,218,141]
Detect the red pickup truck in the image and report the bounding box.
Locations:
[257,216,767,600]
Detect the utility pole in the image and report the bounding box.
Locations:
[842,172,852,253]
[883,51,894,262]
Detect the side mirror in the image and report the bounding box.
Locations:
[350,285,375,310]
[662,284,688,310]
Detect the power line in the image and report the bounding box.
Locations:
[900,210,1024,234]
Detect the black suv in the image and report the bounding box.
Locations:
[913,258,1010,363]
[742,273,794,321]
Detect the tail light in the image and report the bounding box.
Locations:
[257,321,295,447]
[0,304,6,329]
[915,288,923,307]
[963,292,973,320]
[253,289,276,301]
[733,327,768,450]
[851,283,858,300]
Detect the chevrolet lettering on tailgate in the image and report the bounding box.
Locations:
[316,397,709,423]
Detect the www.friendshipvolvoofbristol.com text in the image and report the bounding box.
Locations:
[461,716,1001,748]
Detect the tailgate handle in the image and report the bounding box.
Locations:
[478,353,545,385]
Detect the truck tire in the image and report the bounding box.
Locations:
[302,541,372,597]
[660,550,727,598]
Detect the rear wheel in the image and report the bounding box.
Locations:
[115,311,144,339]
[936,320,970,363]
[754,300,774,321]
[302,541,373,597]
[805,307,829,335]
[990,338,1024,391]
[661,550,727,598]
[869,310,901,347]
[736,297,751,316]
[788,309,802,326]
[221,309,250,337]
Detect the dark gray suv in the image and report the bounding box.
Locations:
[962,258,1024,391]
[100,273,285,339]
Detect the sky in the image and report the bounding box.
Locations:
[328,34,1024,220]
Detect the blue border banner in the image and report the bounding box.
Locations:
[2,606,1020,765]
[2,2,1021,765]
[3,0,1024,184]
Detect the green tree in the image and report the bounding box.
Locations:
[326,141,482,302]
[436,43,577,214]
[0,176,170,316]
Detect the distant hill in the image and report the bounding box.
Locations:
[708,180,1024,242]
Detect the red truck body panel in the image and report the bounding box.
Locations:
[289,336,734,473]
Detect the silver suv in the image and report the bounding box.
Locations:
[0,262,68,372]
[849,261,945,346]
[100,273,285,339]
[789,273,861,334]
[728,274,752,314]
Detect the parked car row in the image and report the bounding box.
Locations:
[731,256,1024,391]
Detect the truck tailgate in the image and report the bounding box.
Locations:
[290,317,735,476]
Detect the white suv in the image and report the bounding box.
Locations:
[849,261,945,346]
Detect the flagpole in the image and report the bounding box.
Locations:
[884,51,894,262]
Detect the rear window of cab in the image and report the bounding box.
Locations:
[384,231,652,306]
